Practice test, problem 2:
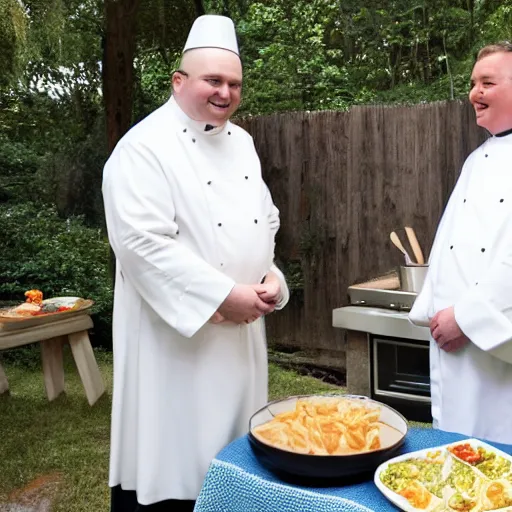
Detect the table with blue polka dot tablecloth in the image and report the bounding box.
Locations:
[194,428,512,512]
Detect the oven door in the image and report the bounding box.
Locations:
[370,335,432,423]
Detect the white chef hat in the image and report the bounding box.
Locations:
[183,15,239,56]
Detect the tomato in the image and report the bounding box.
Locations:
[448,444,483,464]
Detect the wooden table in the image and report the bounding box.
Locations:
[0,314,105,405]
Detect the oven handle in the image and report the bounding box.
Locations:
[374,389,431,403]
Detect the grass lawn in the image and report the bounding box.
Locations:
[0,346,343,511]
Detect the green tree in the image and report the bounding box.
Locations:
[0,0,27,86]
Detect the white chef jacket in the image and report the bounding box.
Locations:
[410,132,512,444]
[102,96,289,504]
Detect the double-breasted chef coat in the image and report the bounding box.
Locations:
[102,96,289,504]
[410,131,512,444]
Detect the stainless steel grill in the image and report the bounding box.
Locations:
[348,271,417,311]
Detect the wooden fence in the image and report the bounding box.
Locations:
[238,100,487,364]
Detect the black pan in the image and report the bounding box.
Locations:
[248,394,408,482]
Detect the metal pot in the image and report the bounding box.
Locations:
[399,265,428,293]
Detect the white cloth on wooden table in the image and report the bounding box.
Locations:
[102,96,289,504]
[410,132,512,444]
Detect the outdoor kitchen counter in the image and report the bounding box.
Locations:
[333,306,429,341]
[332,306,430,397]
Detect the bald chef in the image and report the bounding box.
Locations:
[102,15,289,512]
[410,42,512,445]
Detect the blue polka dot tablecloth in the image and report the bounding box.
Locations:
[194,428,512,512]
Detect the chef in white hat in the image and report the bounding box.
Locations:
[103,14,289,512]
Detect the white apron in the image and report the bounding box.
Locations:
[102,97,289,504]
[410,132,512,444]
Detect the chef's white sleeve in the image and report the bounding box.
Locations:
[409,275,433,328]
[102,141,235,338]
[263,178,289,310]
[454,258,512,364]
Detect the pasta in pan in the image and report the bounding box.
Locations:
[252,397,381,455]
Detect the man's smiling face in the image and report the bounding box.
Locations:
[172,48,242,126]
[469,51,512,135]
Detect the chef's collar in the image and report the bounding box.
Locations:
[495,127,512,138]
[168,96,227,136]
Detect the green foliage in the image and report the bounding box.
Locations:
[0,345,41,370]
[33,114,107,224]
[238,0,353,114]
[133,51,177,122]
[0,84,107,222]
[0,0,27,86]
[2,0,512,124]
[22,0,103,74]
[231,0,512,111]
[136,0,197,56]
[0,136,41,203]
[0,203,113,348]
[281,260,304,291]
[479,4,512,44]
[0,137,39,177]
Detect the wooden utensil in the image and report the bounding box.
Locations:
[390,231,413,265]
[404,226,425,265]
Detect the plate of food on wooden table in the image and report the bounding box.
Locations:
[0,290,94,330]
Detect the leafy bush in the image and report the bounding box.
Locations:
[33,117,108,225]
[0,345,41,370]
[0,202,113,348]
[0,136,42,202]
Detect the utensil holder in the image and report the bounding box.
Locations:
[399,265,428,293]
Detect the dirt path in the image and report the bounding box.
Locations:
[1,474,62,512]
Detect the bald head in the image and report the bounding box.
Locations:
[172,48,243,125]
[180,47,241,73]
